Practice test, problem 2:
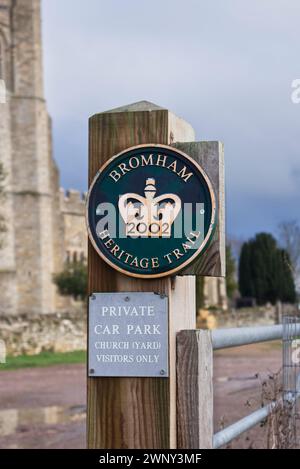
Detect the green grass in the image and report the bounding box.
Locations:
[0,350,86,371]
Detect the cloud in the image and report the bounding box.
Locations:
[42,0,300,238]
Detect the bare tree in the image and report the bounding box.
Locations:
[278,220,300,290]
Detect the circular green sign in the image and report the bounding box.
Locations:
[86,144,216,278]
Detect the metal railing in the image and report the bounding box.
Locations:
[212,324,287,350]
[211,323,300,449]
[213,401,277,449]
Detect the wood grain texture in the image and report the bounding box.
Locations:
[174,142,225,278]
[168,277,196,448]
[176,330,213,449]
[87,103,196,449]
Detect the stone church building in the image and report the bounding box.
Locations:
[0,0,87,316]
[0,0,226,318]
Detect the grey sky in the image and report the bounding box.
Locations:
[42,0,300,239]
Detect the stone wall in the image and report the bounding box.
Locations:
[215,307,277,328]
[0,311,87,356]
[198,303,297,329]
[3,304,296,357]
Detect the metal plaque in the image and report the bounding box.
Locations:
[86,144,216,279]
[88,292,168,377]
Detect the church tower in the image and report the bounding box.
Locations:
[0,0,62,315]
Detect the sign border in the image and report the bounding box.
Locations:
[86,143,217,279]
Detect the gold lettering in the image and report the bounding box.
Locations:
[141,154,154,166]
[186,231,201,245]
[167,160,178,173]
[111,245,120,256]
[98,229,110,240]
[140,258,149,269]
[130,257,139,267]
[182,243,192,252]
[156,154,167,167]
[117,249,125,259]
[164,253,173,264]
[124,252,133,264]
[178,165,193,182]
[129,157,139,169]
[104,238,114,249]
[118,162,130,175]
[109,170,121,183]
[173,248,184,260]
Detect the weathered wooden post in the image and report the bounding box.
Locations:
[86,101,225,449]
[176,330,214,449]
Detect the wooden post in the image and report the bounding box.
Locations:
[87,101,196,449]
[176,330,213,449]
[174,142,225,278]
[87,101,224,449]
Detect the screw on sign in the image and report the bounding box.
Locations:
[88,292,169,378]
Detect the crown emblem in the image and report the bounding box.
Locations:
[118,178,181,238]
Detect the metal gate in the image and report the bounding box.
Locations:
[176,318,300,449]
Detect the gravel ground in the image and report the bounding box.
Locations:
[0,342,282,449]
